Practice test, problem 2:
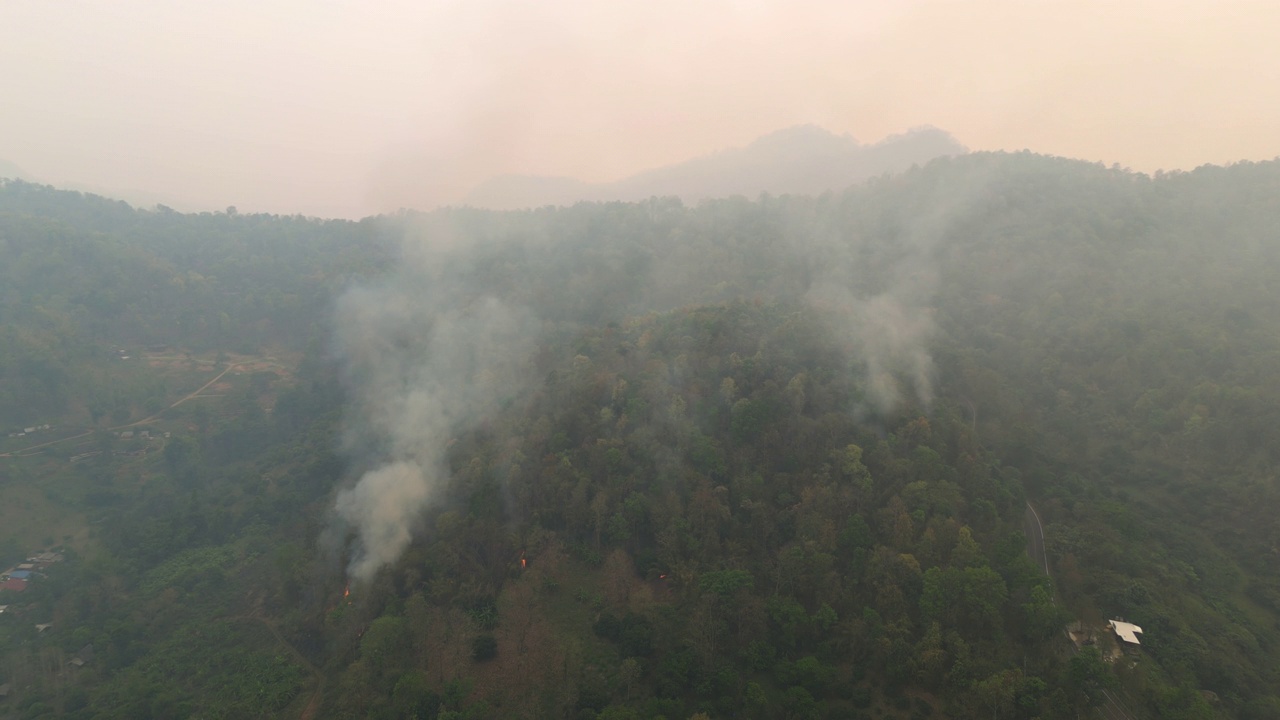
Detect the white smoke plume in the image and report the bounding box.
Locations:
[807,283,937,413]
[333,251,535,583]
[797,162,995,413]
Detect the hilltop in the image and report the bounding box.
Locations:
[465,125,966,209]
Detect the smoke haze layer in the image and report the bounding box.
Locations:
[7,2,1279,216]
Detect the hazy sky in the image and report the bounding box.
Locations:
[2,0,1277,218]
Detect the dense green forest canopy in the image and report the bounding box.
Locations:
[0,153,1279,719]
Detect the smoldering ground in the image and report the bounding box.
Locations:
[329,160,993,582]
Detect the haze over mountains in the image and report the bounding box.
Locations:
[0,158,195,214]
[0,159,31,182]
[2,125,966,217]
[464,125,967,210]
[7,153,1280,717]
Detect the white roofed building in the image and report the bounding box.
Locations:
[1108,619,1144,646]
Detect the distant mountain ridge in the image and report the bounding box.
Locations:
[0,159,34,181]
[0,158,194,212]
[465,125,967,209]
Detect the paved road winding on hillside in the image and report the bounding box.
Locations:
[1024,501,1139,719]
[1024,501,1050,577]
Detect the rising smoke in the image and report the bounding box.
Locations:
[331,160,988,582]
[332,240,536,583]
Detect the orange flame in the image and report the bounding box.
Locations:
[343,584,350,601]
[520,552,527,570]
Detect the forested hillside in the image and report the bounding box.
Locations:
[0,180,396,425]
[1,153,1279,719]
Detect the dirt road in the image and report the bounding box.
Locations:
[2,361,247,458]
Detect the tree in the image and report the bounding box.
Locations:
[699,568,753,598]
[781,685,817,720]
[971,669,1021,720]
[744,681,770,719]
[913,621,948,689]
[1065,647,1115,710]
[391,672,440,719]
[618,658,642,699]
[950,526,984,569]
[960,566,1008,633]
[163,434,201,482]
[1154,684,1214,720]
[834,444,872,494]
[1020,585,1070,642]
[471,634,497,662]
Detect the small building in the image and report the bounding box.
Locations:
[68,643,95,669]
[120,431,134,439]
[15,564,33,571]
[0,605,9,613]
[0,579,26,593]
[8,571,31,581]
[1109,619,1144,646]
[35,623,52,633]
